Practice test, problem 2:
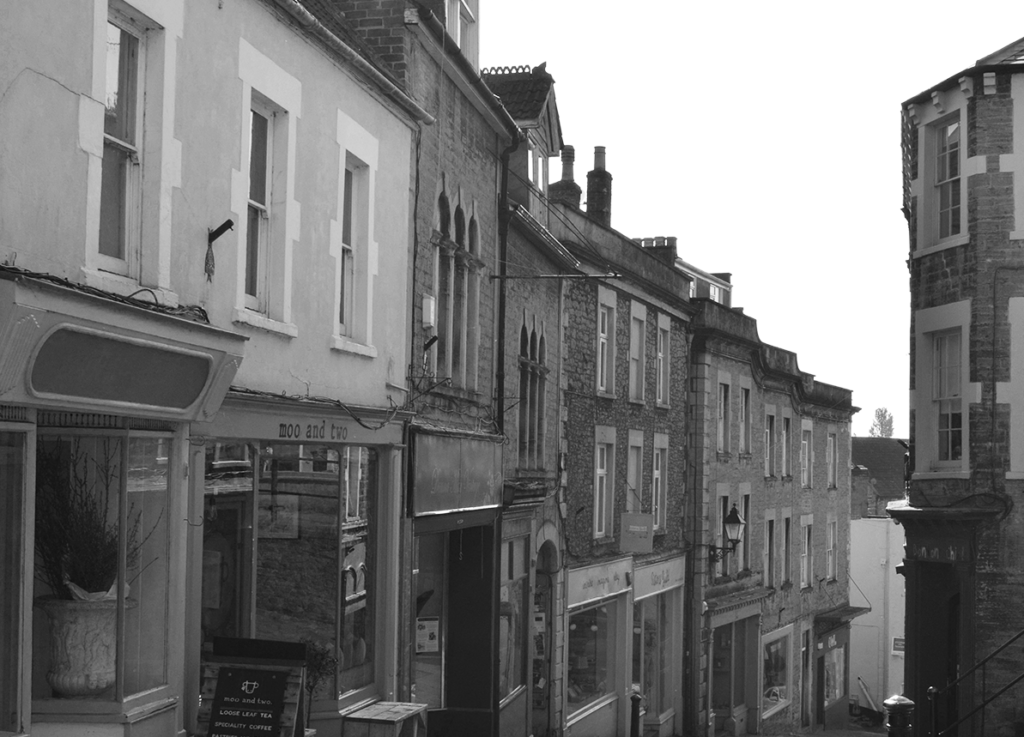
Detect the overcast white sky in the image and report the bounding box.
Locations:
[481,1,1024,438]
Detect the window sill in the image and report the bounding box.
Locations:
[79,268,180,307]
[913,234,970,259]
[596,390,616,399]
[628,396,645,405]
[655,400,670,410]
[232,308,298,337]
[331,335,377,358]
[912,470,970,480]
[762,697,792,720]
[716,451,732,462]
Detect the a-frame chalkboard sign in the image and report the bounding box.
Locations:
[196,638,307,737]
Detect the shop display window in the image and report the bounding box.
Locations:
[567,603,618,712]
[632,594,672,717]
[201,442,377,703]
[762,628,791,717]
[824,644,846,707]
[498,536,528,701]
[32,432,171,702]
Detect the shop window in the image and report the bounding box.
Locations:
[632,594,671,718]
[567,603,618,712]
[762,627,792,717]
[201,442,378,705]
[498,537,528,701]
[33,432,171,702]
[0,432,26,733]
[824,644,847,708]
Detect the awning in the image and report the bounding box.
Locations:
[814,604,871,636]
[0,272,246,422]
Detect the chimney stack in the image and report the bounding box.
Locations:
[548,145,582,208]
[586,146,612,228]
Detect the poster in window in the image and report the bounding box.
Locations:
[416,617,439,653]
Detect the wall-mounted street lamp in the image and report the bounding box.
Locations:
[708,504,746,563]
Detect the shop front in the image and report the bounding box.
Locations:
[706,590,770,736]
[564,557,632,737]
[814,607,863,730]
[0,273,244,737]
[633,556,685,737]
[408,427,504,737]
[187,394,409,735]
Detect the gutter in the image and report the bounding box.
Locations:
[271,0,435,125]
[406,2,521,140]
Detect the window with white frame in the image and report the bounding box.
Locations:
[781,416,791,476]
[800,519,812,588]
[626,431,643,514]
[936,119,961,240]
[99,11,145,276]
[246,98,274,312]
[334,127,375,350]
[765,517,775,587]
[709,284,722,303]
[233,41,300,333]
[656,315,670,406]
[446,0,478,68]
[597,287,616,395]
[762,627,793,717]
[826,520,837,580]
[653,434,668,531]
[629,302,646,402]
[739,387,750,453]
[800,429,809,486]
[717,382,730,453]
[934,330,963,462]
[594,427,615,539]
[827,432,838,487]
[765,412,776,476]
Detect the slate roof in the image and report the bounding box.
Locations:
[851,437,907,499]
[977,36,1024,65]
[481,63,554,122]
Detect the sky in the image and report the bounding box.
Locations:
[480,0,1024,438]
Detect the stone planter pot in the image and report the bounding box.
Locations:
[37,597,119,698]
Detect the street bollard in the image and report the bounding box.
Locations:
[883,694,915,737]
[630,690,642,737]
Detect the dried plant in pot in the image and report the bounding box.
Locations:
[34,438,150,698]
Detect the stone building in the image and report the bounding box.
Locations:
[341,1,522,734]
[544,148,694,737]
[685,285,858,736]
[1,0,426,735]
[893,36,1024,736]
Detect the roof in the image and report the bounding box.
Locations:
[294,0,406,90]
[852,438,907,499]
[481,63,554,120]
[977,36,1024,65]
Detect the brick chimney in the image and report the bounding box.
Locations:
[586,146,612,227]
[548,145,582,208]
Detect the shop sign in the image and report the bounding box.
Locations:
[892,636,905,655]
[634,556,685,600]
[906,542,970,562]
[198,405,398,445]
[619,513,653,554]
[411,433,502,515]
[567,558,632,608]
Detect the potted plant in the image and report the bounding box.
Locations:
[34,438,148,698]
[301,638,338,736]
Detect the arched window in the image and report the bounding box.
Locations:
[454,206,465,247]
[437,191,451,238]
[518,321,547,469]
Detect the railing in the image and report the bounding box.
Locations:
[927,627,1024,736]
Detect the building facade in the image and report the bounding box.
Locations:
[686,293,858,737]
[894,37,1024,736]
[1,0,428,735]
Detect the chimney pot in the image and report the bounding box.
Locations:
[560,145,576,182]
[586,146,612,227]
[549,144,583,208]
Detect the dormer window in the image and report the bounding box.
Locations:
[446,0,478,69]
